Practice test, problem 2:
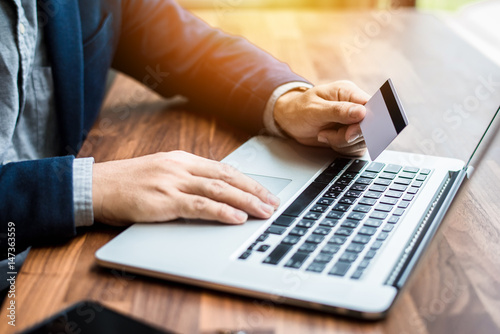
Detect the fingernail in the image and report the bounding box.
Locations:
[349,106,363,118]
[234,210,248,223]
[348,133,360,143]
[318,136,328,144]
[260,202,275,215]
[268,193,280,207]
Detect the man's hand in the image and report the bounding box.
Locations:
[92,151,280,226]
[274,81,370,156]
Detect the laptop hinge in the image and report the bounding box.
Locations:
[385,169,467,288]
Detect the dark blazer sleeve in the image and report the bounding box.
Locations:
[112,0,310,133]
[0,157,76,258]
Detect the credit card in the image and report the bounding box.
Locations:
[360,79,408,160]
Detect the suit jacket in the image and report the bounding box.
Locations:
[0,0,306,255]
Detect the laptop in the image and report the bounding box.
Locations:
[95,99,500,319]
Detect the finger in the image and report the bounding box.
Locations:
[316,80,371,105]
[309,99,366,126]
[186,176,275,219]
[317,124,364,150]
[334,142,367,157]
[175,192,248,225]
[185,159,280,208]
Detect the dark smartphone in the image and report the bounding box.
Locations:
[17,300,176,334]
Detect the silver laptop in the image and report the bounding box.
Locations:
[95,106,499,319]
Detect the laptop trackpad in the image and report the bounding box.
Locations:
[245,173,292,196]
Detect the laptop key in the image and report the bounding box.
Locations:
[355,177,373,185]
[289,227,308,236]
[382,224,394,232]
[359,226,377,236]
[282,235,301,245]
[402,194,414,201]
[416,174,427,181]
[346,243,365,253]
[323,191,341,199]
[345,190,362,198]
[403,166,419,173]
[282,181,327,217]
[371,240,384,250]
[364,219,382,228]
[317,198,334,206]
[348,212,366,220]
[339,196,356,205]
[359,198,377,206]
[341,220,359,228]
[272,215,296,227]
[364,191,382,199]
[399,172,416,179]
[386,190,403,198]
[360,172,378,179]
[321,244,341,254]
[296,219,315,228]
[306,262,327,273]
[384,164,402,174]
[377,232,390,241]
[333,203,350,212]
[407,187,419,194]
[310,204,328,213]
[306,234,325,244]
[350,184,368,191]
[334,227,353,237]
[370,211,388,220]
[313,227,332,235]
[369,185,387,192]
[380,172,396,180]
[239,250,252,260]
[304,212,321,220]
[351,269,364,280]
[298,242,317,253]
[327,210,345,219]
[285,252,309,269]
[315,253,334,263]
[263,243,293,265]
[389,184,407,192]
[380,197,398,205]
[365,162,385,173]
[339,251,358,262]
[374,178,392,186]
[257,245,270,252]
[257,233,269,242]
[393,208,405,216]
[346,159,368,173]
[398,201,410,208]
[388,216,400,224]
[353,205,371,213]
[319,218,338,227]
[358,259,371,269]
[329,262,351,276]
[394,177,411,185]
[329,235,347,245]
[352,234,371,244]
[420,168,431,175]
[266,226,287,235]
[412,180,423,188]
[364,250,377,259]
[375,204,393,212]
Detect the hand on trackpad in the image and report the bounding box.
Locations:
[245,173,291,196]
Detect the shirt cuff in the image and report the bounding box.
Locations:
[72,157,95,227]
[263,81,314,137]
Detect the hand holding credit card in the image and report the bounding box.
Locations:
[360,79,408,160]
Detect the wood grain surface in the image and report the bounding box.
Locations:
[1,8,500,334]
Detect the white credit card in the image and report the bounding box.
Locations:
[360,79,408,161]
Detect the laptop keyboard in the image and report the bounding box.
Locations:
[238,158,431,280]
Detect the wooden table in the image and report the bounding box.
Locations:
[2,8,500,334]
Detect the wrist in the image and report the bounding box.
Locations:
[273,89,306,137]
